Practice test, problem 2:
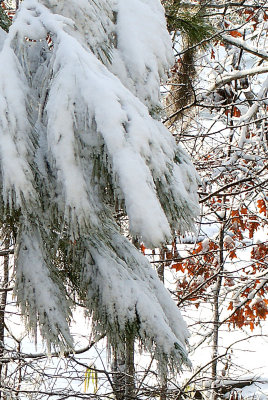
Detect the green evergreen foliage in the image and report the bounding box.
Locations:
[0,5,11,32]
[0,0,199,371]
[164,0,214,45]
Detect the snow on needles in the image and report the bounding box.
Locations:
[0,40,36,208]
[15,221,73,351]
[112,0,174,109]
[0,0,199,367]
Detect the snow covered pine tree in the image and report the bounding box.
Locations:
[0,0,199,372]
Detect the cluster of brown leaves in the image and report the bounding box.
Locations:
[171,198,268,329]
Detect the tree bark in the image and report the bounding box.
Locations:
[112,351,126,400]
[125,331,135,400]
[158,248,167,400]
[0,239,10,399]
[211,221,225,400]
[112,331,136,400]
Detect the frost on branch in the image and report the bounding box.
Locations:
[0,0,199,367]
[0,41,36,208]
[15,220,72,351]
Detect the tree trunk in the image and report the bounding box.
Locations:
[159,372,168,400]
[125,331,135,400]
[112,351,126,400]
[211,221,225,400]
[0,239,10,399]
[158,248,167,400]
[112,332,136,400]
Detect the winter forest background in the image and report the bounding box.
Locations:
[0,0,267,399]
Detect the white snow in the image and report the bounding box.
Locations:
[0,0,199,366]
[0,27,6,50]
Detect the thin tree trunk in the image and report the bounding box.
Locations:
[211,221,225,400]
[112,333,136,400]
[112,238,136,400]
[159,371,168,400]
[125,331,135,400]
[16,342,22,398]
[123,235,138,400]
[0,239,10,399]
[112,351,125,400]
[158,248,167,400]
